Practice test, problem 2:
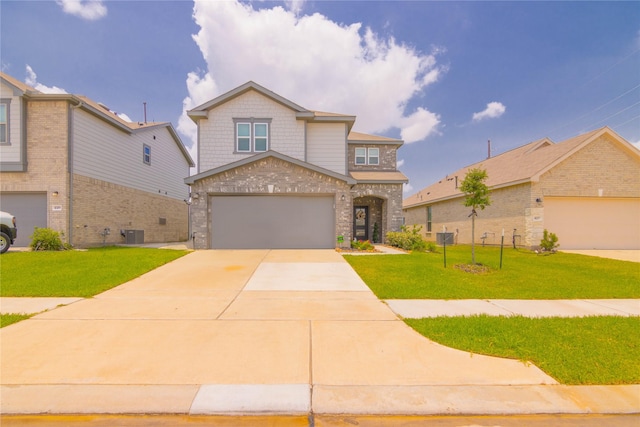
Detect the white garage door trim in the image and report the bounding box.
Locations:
[210,195,335,249]
[545,197,640,250]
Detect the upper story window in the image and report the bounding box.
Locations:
[0,101,9,144]
[368,148,379,165]
[235,119,271,153]
[143,144,151,165]
[355,147,379,165]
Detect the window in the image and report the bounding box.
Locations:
[254,123,268,152]
[235,119,270,152]
[237,123,251,152]
[355,147,379,165]
[368,148,379,165]
[427,206,432,232]
[0,101,9,144]
[143,144,151,165]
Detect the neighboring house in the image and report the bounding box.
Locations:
[0,72,194,247]
[185,81,408,249]
[403,127,640,250]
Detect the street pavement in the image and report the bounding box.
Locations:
[1,249,638,417]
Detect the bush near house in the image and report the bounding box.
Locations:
[540,229,560,252]
[386,224,427,252]
[30,227,71,251]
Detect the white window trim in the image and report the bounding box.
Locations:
[355,147,380,165]
[143,144,151,165]
[234,118,271,153]
[368,147,379,165]
[0,99,10,145]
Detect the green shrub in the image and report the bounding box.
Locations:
[425,241,438,253]
[386,225,427,252]
[351,239,375,251]
[30,227,70,251]
[540,229,559,252]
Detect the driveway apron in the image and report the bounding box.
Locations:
[4,249,632,415]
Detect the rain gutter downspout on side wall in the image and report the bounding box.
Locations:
[68,100,83,246]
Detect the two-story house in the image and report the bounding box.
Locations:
[185,81,408,249]
[0,72,194,247]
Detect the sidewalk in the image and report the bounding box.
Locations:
[1,250,638,416]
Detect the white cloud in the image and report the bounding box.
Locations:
[403,182,413,194]
[56,0,107,21]
[396,159,405,168]
[400,107,441,143]
[25,65,67,94]
[632,140,640,150]
[179,0,444,148]
[472,102,506,122]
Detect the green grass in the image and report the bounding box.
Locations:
[0,313,32,328]
[406,315,640,385]
[0,247,189,297]
[345,245,640,299]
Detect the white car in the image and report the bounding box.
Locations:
[0,210,17,254]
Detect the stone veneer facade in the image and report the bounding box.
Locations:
[188,156,405,249]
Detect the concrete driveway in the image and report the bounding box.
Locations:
[1,250,637,415]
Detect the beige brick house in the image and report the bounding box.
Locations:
[0,72,194,247]
[403,127,640,250]
[185,81,408,249]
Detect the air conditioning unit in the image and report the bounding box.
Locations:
[124,229,144,244]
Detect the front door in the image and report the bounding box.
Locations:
[353,206,369,241]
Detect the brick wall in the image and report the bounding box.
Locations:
[0,100,69,237]
[404,184,532,247]
[190,156,351,249]
[537,134,640,198]
[352,183,404,242]
[72,174,189,247]
[348,144,398,171]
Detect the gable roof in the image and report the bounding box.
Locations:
[348,131,404,146]
[403,127,639,208]
[0,72,194,167]
[187,81,356,131]
[185,150,356,185]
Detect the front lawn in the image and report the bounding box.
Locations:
[344,245,640,299]
[407,315,640,385]
[1,247,189,297]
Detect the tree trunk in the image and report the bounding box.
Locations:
[471,212,476,264]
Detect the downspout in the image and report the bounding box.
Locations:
[68,100,83,246]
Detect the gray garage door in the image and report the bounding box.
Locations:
[211,195,335,249]
[0,192,47,247]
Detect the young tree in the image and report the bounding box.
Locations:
[460,168,491,264]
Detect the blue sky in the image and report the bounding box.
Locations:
[2,0,638,194]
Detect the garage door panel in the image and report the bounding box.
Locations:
[545,198,640,250]
[211,195,335,249]
[0,193,48,247]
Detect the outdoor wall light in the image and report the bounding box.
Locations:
[341,194,346,201]
[535,197,543,203]
[192,193,200,199]
[52,191,59,196]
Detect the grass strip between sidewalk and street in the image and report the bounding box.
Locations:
[345,245,640,299]
[0,313,33,328]
[1,246,189,297]
[406,315,640,385]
